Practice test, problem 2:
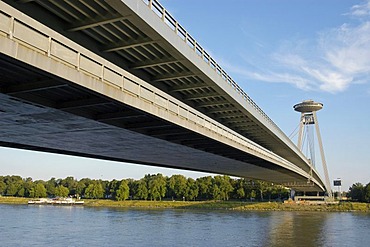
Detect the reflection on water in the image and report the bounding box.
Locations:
[0,204,369,247]
[266,211,370,247]
[266,212,329,247]
[267,212,295,246]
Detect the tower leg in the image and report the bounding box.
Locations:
[297,113,305,150]
[290,189,295,200]
[313,111,332,199]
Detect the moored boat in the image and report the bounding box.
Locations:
[28,197,84,205]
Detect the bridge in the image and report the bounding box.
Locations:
[0,0,327,192]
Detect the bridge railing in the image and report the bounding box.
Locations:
[143,0,292,145]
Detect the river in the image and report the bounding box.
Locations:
[0,204,369,247]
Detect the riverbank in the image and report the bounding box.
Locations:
[1,196,369,212]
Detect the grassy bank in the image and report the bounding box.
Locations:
[0,196,29,204]
[1,196,369,212]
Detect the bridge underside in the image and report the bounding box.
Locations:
[2,0,310,171]
[0,54,319,191]
[0,0,326,192]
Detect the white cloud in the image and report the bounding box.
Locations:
[228,0,370,94]
[301,67,353,92]
[322,22,370,75]
[348,0,370,17]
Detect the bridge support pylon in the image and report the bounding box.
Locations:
[294,100,333,199]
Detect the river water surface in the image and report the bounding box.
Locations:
[0,204,369,247]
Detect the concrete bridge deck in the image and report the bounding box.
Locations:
[0,0,326,191]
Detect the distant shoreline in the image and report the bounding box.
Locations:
[1,196,369,212]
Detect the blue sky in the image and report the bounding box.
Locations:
[1,0,370,190]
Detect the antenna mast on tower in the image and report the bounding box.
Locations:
[294,100,332,198]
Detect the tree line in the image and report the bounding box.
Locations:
[348,182,370,202]
[1,174,368,202]
[0,174,289,201]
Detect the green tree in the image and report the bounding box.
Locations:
[29,183,47,198]
[22,178,34,198]
[116,180,130,201]
[211,184,221,200]
[0,180,6,195]
[35,183,47,198]
[107,179,120,199]
[213,175,233,200]
[196,176,213,200]
[17,187,26,197]
[254,180,268,201]
[84,182,104,199]
[100,180,109,198]
[232,179,245,200]
[75,178,91,197]
[250,190,256,200]
[236,187,245,199]
[5,181,22,196]
[127,179,136,199]
[242,180,254,200]
[364,182,370,203]
[134,179,148,200]
[265,183,275,202]
[349,183,364,202]
[148,174,167,201]
[273,185,289,200]
[54,185,69,197]
[60,177,77,195]
[185,178,198,201]
[4,175,22,185]
[3,176,23,196]
[45,178,57,197]
[168,175,187,199]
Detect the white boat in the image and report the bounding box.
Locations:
[28,197,84,205]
